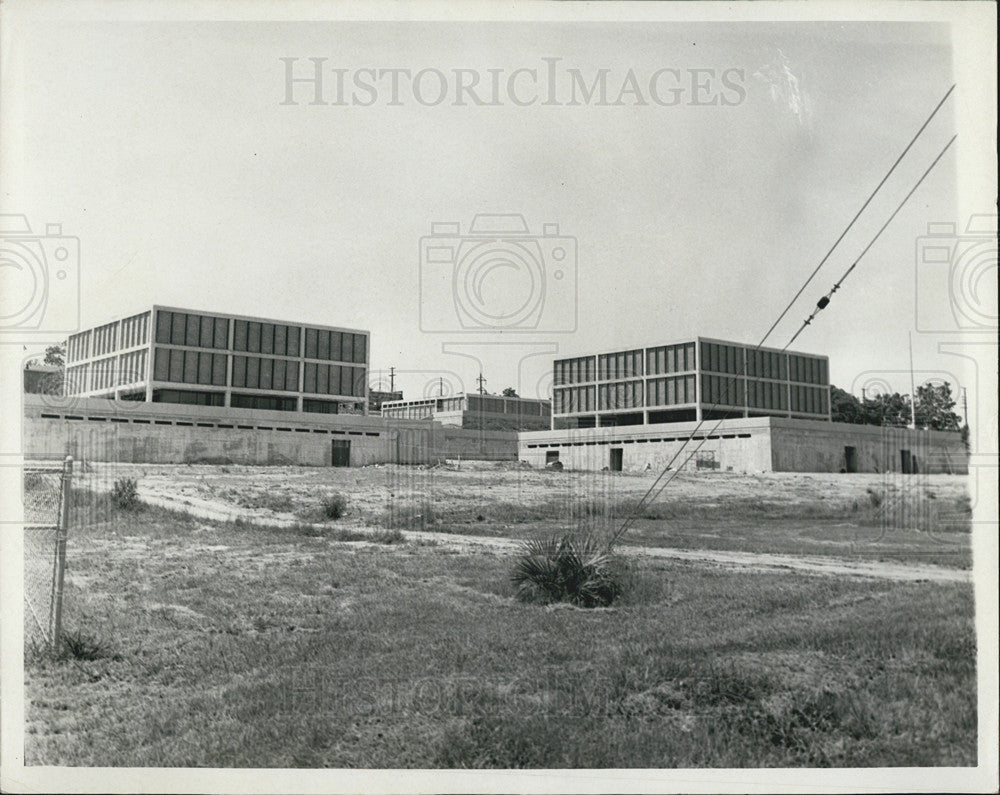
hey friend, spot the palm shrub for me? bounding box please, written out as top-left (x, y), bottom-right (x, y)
top-left (110, 477), bottom-right (140, 511)
top-left (511, 533), bottom-right (622, 607)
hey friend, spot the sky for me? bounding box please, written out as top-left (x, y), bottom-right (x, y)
top-left (2, 13), bottom-right (994, 416)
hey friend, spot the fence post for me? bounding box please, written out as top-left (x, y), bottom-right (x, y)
top-left (50, 455), bottom-right (73, 652)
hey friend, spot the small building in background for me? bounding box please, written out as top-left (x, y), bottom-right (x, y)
top-left (368, 389), bottom-right (403, 414)
top-left (381, 392), bottom-right (551, 431)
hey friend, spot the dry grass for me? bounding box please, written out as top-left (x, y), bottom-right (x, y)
top-left (24, 484), bottom-right (977, 768)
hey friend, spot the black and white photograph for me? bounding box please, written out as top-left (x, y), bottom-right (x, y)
top-left (0, 1), bottom-right (996, 792)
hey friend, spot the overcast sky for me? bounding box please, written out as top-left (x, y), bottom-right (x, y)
top-left (3, 13), bottom-right (992, 406)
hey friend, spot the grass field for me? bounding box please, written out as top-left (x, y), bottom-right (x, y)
top-left (24, 464), bottom-right (977, 767)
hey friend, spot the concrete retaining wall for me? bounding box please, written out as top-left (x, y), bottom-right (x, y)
top-left (441, 427), bottom-right (518, 460)
top-left (22, 395), bottom-right (516, 466)
top-left (518, 419), bottom-right (774, 474)
top-left (518, 417), bottom-right (968, 474)
top-left (768, 418), bottom-right (967, 474)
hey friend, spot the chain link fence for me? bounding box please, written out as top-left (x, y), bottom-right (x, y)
top-left (23, 458), bottom-right (72, 653)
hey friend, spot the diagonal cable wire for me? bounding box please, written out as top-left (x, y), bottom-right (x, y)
top-left (604, 87), bottom-right (956, 542)
top-left (609, 133), bottom-right (957, 547)
top-left (758, 84), bottom-right (955, 346)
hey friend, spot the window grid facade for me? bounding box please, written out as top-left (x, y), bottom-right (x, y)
top-left (553, 356), bottom-right (596, 386)
top-left (120, 312), bottom-right (150, 350)
top-left (553, 337), bottom-right (830, 426)
top-left (63, 306), bottom-right (370, 415)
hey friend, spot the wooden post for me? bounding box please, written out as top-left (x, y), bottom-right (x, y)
top-left (50, 455), bottom-right (73, 652)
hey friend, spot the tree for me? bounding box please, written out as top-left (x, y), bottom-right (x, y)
top-left (44, 343), bottom-right (66, 368)
top-left (861, 392), bottom-right (911, 427)
top-left (501, 387), bottom-right (519, 398)
top-left (830, 386), bottom-right (864, 423)
top-left (913, 381), bottom-right (962, 431)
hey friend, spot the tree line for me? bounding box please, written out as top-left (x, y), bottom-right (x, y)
top-left (830, 381), bottom-right (963, 431)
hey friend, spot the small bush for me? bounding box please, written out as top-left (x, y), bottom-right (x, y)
top-left (512, 533), bottom-right (623, 608)
top-left (60, 629), bottom-right (109, 661)
top-left (110, 477), bottom-right (140, 511)
top-left (322, 493), bottom-right (348, 520)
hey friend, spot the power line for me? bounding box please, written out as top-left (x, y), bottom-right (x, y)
top-left (610, 100), bottom-right (956, 547)
top-left (758, 84), bottom-right (954, 346)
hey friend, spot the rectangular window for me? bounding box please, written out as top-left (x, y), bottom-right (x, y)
top-left (233, 320), bottom-right (248, 351)
top-left (184, 314), bottom-right (200, 347)
top-left (168, 348), bottom-right (184, 382)
top-left (231, 355), bottom-right (245, 388)
top-left (272, 358), bottom-right (286, 391)
top-left (273, 324), bottom-right (286, 357)
top-left (155, 311), bottom-right (172, 344)
top-left (197, 352), bottom-right (213, 384)
top-left (213, 353), bottom-right (227, 386)
top-left (354, 334), bottom-right (367, 364)
top-left (183, 350), bottom-right (199, 383)
top-left (304, 328), bottom-right (318, 359)
top-left (316, 330), bottom-right (328, 360)
top-left (168, 312), bottom-right (185, 345)
top-left (303, 362), bottom-right (317, 393)
top-left (154, 347), bottom-right (169, 380)
top-left (199, 316), bottom-right (214, 348)
top-left (341, 332), bottom-right (353, 363)
top-left (260, 323), bottom-right (273, 355)
top-left (286, 360), bottom-right (299, 391)
top-left (245, 357), bottom-right (259, 389)
top-left (214, 317), bottom-right (229, 349)
top-left (247, 322), bottom-right (261, 354)
top-left (286, 326), bottom-right (300, 357)
top-left (258, 357), bottom-right (273, 390)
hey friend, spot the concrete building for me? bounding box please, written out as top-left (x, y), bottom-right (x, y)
top-left (519, 416), bottom-right (967, 474)
top-left (552, 336), bottom-right (830, 429)
top-left (369, 389), bottom-right (403, 413)
top-left (528, 336), bottom-right (965, 474)
top-left (64, 305), bottom-right (369, 415)
top-left (380, 392), bottom-right (551, 431)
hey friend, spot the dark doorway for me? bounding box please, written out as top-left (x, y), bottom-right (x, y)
top-left (900, 449), bottom-right (912, 474)
top-left (844, 446), bottom-right (857, 473)
top-left (331, 439), bottom-right (351, 467)
top-left (610, 448), bottom-right (623, 472)
top-left (545, 450), bottom-right (560, 466)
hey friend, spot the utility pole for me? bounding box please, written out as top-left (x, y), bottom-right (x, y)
top-left (961, 386), bottom-right (968, 426)
top-left (908, 331), bottom-right (917, 430)
top-left (476, 372), bottom-right (487, 395)
top-left (439, 377), bottom-right (444, 397)
top-left (389, 366), bottom-right (395, 393)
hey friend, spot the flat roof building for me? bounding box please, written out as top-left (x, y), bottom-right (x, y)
top-left (64, 305), bottom-right (369, 415)
top-left (553, 336), bottom-right (831, 429)
top-left (381, 392), bottom-right (551, 431)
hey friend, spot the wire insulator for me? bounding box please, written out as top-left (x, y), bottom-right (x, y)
top-left (817, 296), bottom-right (831, 310)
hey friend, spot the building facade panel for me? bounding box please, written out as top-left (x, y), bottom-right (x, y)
top-left (63, 305), bottom-right (370, 415)
top-left (551, 337), bottom-right (831, 428)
